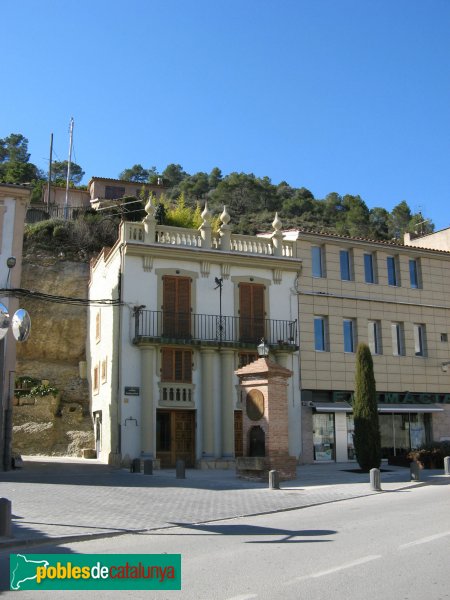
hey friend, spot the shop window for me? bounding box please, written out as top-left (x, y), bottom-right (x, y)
top-left (313, 413), bottom-right (335, 461)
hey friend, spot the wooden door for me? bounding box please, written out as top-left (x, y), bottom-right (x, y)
top-left (163, 276), bottom-right (191, 338)
top-left (239, 283), bottom-right (265, 342)
top-left (156, 410), bottom-right (195, 468)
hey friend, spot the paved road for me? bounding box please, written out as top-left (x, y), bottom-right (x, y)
top-left (0, 456), bottom-right (447, 548)
top-left (1, 477), bottom-right (449, 599)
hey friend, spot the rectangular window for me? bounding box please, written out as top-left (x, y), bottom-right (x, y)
top-left (161, 348), bottom-right (192, 383)
top-left (368, 320), bottom-right (382, 355)
top-left (364, 253), bottom-right (376, 284)
top-left (93, 365), bottom-right (99, 393)
top-left (101, 358), bottom-right (107, 383)
top-left (343, 319), bottom-right (356, 353)
top-left (340, 250), bottom-right (352, 281)
top-left (414, 324), bottom-right (426, 357)
top-left (104, 185), bottom-right (125, 200)
top-left (409, 259), bottom-right (421, 289)
top-left (387, 256), bottom-right (400, 286)
top-left (391, 322), bottom-right (405, 356)
top-left (311, 246), bottom-right (325, 278)
top-left (95, 311), bottom-right (101, 343)
top-left (314, 316), bottom-right (328, 351)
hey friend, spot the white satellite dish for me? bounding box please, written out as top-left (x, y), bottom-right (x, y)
top-left (12, 308), bottom-right (31, 342)
top-left (0, 302), bottom-right (10, 340)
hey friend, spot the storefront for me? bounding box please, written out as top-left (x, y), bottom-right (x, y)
top-left (311, 401), bottom-right (443, 462)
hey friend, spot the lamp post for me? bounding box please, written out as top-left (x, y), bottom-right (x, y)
top-left (214, 277), bottom-right (223, 345)
top-left (257, 338), bottom-right (270, 358)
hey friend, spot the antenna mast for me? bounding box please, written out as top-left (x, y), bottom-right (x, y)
top-left (47, 132), bottom-right (53, 208)
top-left (64, 117), bottom-right (74, 218)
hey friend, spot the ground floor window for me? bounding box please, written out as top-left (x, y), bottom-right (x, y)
top-left (380, 413), bottom-right (430, 458)
top-left (346, 414), bottom-right (355, 460)
top-left (313, 413), bottom-right (335, 461)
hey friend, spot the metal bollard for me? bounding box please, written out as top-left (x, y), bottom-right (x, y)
top-left (0, 498), bottom-right (12, 537)
top-left (176, 459), bottom-right (185, 479)
top-left (130, 458), bottom-right (141, 473)
top-left (269, 470), bottom-right (280, 490)
top-left (370, 468), bottom-right (381, 491)
top-left (444, 456), bottom-right (450, 476)
top-left (410, 461), bottom-right (421, 481)
top-left (143, 460), bottom-right (153, 475)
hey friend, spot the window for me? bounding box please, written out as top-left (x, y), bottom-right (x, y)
top-left (441, 333), bottom-right (448, 343)
top-left (93, 365), bottom-right (99, 393)
top-left (340, 250), bottom-right (352, 281)
top-left (163, 275), bottom-right (191, 338)
top-left (95, 311), bottom-right (101, 343)
top-left (343, 319), bottom-right (356, 353)
top-left (239, 282), bottom-right (265, 342)
top-left (311, 246), bottom-right (325, 278)
top-left (161, 348), bottom-right (192, 383)
top-left (238, 352), bottom-right (258, 368)
top-left (314, 316), bottom-right (328, 351)
top-left (409, 259), bottom-right (421, 289)
top-left (101, 358), bottom-right (107, 383)
top-left (391, 322), bottom-right (405, 356)
top-left (387, 256), bottom-right (400, 286)
top-left (364, 253), bottom-right (376, 284)
top-left (368, 320), bottom-right (382, 355)
top-left (414, 324), bottom-right (427, 357)
top-left (104, 185), bottom-right (125, 200)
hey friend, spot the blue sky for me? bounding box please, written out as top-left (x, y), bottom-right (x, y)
top-left (2, 0), bottom-right (449, 229)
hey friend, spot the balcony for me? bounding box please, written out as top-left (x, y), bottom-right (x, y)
top-left (133, 310), bottom-right (298, 350)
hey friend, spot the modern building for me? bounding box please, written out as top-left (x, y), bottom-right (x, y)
top-left (0, 183), bottom-right (30, 468)
top-left (88, 201), bottom-right (301, 467)
top-left (294, 229), bottom-right (450, 463)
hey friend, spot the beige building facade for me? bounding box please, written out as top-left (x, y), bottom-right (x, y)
top-left (295, 230), bottom-right (450, 463)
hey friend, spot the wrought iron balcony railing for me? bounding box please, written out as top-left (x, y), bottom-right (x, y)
top-left (133, 310), bottom-right (298, 348)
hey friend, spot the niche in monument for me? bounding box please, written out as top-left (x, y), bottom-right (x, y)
top-left (248, 425), bottom-right (265, 457)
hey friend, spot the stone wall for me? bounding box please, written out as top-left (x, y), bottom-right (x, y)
top-left (14, 251), bottom-right (93, 456)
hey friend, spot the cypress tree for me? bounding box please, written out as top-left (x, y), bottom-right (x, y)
top-left (353, 342), bottom-right (381, 471)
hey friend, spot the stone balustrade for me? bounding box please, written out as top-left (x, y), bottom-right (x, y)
top-left (159, 382), bottom-right (195, 407)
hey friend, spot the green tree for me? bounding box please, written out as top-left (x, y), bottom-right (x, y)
top-left (162, 163), bottom-right (188, 187)
top-left (369, 207), bottom-right (390, 240)
top-left (0, 133), bottom-right (30, 163)
top-left (118, 164), bottom-right (149, 182)
top-left (50, 160), bottom-right (85, 185)
top-left (353, 343), bottom-right (381, 471)
top-left (208, 167), bottom-right (222, 189)
top-left (389, 200), bottom-right (412, 239)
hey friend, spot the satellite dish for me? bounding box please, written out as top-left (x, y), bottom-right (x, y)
top-left (0, 302), bottom-right (10, 341)
top-left (12, 308), bottom-right (31, 342)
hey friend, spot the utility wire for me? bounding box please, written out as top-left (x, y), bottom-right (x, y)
top-left (0, 288), bottom-right (122, 307)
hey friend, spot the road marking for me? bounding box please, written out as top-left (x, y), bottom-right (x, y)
top-left (292, 555), bottom-right (382, 582)
top-left (399, 531), bottom-right (450, 549)
top-left (225, 595), bottom-right (258, 600)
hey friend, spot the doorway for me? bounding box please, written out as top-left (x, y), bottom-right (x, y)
top-left (156, 409), bottom-right (195, 468)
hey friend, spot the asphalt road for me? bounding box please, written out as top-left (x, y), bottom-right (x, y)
top-left (1, 478), bottom-right (449, 599)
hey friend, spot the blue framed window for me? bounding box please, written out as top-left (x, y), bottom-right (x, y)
top-left (409, 259), bottom-right (420, 289)
top-left (314, 316), bottom-right (327, 351)
top-left (364, 253), bottom-right (375, 284)
top-left (368, 320), bottom-right (382, 355)
top-left (387, 256), bottom-right (399, 286)
top-left (340, 250), bottom-right (352, 281)
top-left (343, 319), bottom-right (355, 353)
top-left (311, 246), bottom-right (324, 278)
top-left (391, 322), bottom-right (404, 356)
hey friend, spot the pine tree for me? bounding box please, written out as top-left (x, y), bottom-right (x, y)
top-left (353, 343), bottom-right (381, 471)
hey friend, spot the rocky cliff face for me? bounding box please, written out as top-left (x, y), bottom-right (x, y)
top-left (14, 251), bottom-right (94, 455)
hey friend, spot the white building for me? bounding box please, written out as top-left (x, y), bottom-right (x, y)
top-left (0, 183), bottom-right (30, 469)
top-left (88, 202), bottom-right (301, 467)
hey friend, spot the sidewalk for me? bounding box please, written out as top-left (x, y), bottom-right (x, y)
top-left (0, 456), bottom-right (448, 550)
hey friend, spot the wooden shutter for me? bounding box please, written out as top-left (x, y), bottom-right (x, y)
top-left (163, 276), bottom-right (191, 338)
top-left (161, 348), bottom-right (192, 382)
top-left (239, 283), bottom-right (265, 342)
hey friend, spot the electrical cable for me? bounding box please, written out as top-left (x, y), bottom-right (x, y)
top-left (0, 288), bottom-right (122, 307)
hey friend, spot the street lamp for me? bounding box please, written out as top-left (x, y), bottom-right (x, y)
top-left (257, 339), bottom-right (269, 358)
